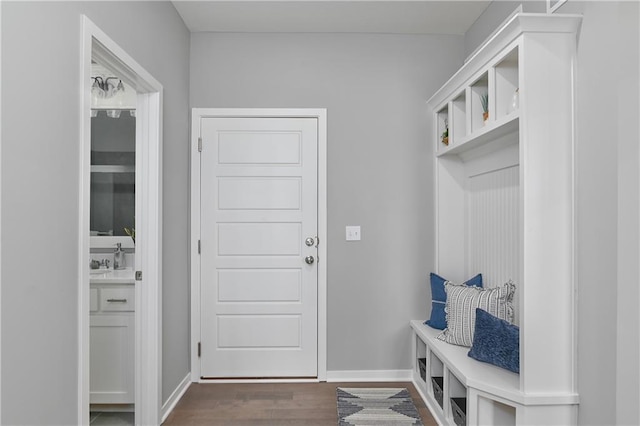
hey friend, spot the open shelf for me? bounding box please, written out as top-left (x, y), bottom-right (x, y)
top-left (478, 396), bottom-right (516, 426)
top-left (430, 350), bottom-right (445, 408)
top-left (437, 106), bottom-right (450, 152)
top-left (411, 321), bottom-right (522, 403)
top-left (469, 73), bottom-right (489, 133)
top-left (437, 112), bottom-right (519, 157)
top-left (495, 47), bottom-right (520, 121)
top-left (448, 372), bottom-right (467, 426)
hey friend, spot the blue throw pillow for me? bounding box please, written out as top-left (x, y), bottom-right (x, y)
top-left (468, 308), bottom-right (520, 373)
top-left (425, 272), bottom-right (482, 330)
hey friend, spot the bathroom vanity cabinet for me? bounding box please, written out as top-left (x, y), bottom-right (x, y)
top-left (90, 271), bottom-right (135, 404)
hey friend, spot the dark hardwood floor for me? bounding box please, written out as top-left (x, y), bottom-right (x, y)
top-left (162, 381), bottom-right (437, 425)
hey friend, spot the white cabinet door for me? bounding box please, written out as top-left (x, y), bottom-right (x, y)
top-left (90, 314), bottom-right (135, 404)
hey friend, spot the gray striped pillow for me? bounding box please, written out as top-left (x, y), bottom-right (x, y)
top-left (437, 280), bottom-right (515, 347)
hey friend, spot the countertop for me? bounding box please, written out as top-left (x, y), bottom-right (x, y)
top-left (90, 268), bottom-right (135, 284)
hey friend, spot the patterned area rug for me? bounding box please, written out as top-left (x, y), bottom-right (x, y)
top-left (337, 388), bottom-right (424, 426)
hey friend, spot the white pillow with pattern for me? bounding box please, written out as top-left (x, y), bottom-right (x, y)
top-left (437, 280), bottom-right (515, 347)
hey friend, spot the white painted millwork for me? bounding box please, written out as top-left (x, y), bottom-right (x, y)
top-left (413, 13), bottom-right (582, 425)
top-left (80, 16), bottom-right (163, 426)
top-left (199, 116), bottom-right (318, 378)
top-left (90, 282), bottom-right (135, 404)
top-left (160, 373), bottom-right (191, 424)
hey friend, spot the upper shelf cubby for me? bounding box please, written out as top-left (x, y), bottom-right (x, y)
top-left (440, 112), bottom-right (519, 157)
top-left (436, 106), bottom-right (449, 152)
top-left (495, 48), bottom-right (520, 121)
top-left (436, 63), bottom-right (519, 158)
top-left (428, 13), bottom-right (581, 158)
top-left (470, 72), bottom-right (490, 134)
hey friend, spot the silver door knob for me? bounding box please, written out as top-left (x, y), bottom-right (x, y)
top-left (305, 256), bottom-right (315, 265)
top-left (305, 237), bottom-right (315, 247)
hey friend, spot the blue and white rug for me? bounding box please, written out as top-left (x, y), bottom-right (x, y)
top-left (337, 388), bottom-right (424, 426)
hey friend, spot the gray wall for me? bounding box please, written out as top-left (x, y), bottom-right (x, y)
top-left (190, 33), bottom-right (464, 371)
top-left (463, 0), bottom-right (545, 58)
top-left (1, 2), bottom-right (190, 424)
top-left (465, 2), bottom-right (640, 424)
top-left (563, 3), bottom-right (640, 424)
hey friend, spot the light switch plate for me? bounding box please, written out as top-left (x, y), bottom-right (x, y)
top-left (346, 226), bottom-right (361, 241)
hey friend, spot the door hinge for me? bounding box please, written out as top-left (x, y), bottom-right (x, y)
top-left (198, 137), bottom-right (202, 152)
top-left (197, 342), bottom-right (201, 357)
top-left (135, 270), bottom-right (142, 281)
top-left (198, 239), bottom-right (201, 254)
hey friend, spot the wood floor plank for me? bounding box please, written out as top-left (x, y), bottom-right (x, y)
top-left (162, 382), bottom-right (437, 425)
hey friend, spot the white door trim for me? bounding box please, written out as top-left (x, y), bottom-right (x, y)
top-left (79, 16), bottom-right (163, 425)
top-left (190, 108), bottom-right (327, 382)
top-left (0, 1), bottom-right (3, 421)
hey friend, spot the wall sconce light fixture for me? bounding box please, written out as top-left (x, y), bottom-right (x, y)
top-left (91, 76), bottom-right (133, 118)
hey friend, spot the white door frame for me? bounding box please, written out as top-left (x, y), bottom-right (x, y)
top-left (0, 1), bottom-right (3, 420)
top-left (190, 108), bottom-right (327, 382)
top-left (79, 16), bottom-right (163, 425)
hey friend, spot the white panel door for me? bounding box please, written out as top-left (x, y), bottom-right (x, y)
top-left (200, 117), bottom-right (318, 378)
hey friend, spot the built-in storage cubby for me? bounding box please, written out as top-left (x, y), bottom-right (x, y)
top-left (435, 50), bottom-right (522, 158)
top-left (430, 352), bottom-right (445, 408)
top-left (448, 373), bottom-right (466, 426)
top-left (451, 397), bottom-right (466, 426)
top-left (495, 48), bottom-right (519, 120)
top-left (469, 72), bottom-right (489, 133)
top-left (437, 106), bottom-right (449, 150)
top-left (413, 13), bottom-right (582, 425)
top-left (448, 373), bottom-right (465, 401)
top-left (411, 321), bottom-right (519, 426)
top-left (477, 396), bottom-right (516, 425)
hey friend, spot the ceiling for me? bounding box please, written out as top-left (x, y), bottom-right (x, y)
top-left (172, 1), bottom-right (491, 35)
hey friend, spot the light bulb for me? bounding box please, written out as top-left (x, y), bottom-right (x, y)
top-left (114, 80), bottom-right (125, 108)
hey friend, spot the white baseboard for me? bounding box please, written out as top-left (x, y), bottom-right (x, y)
top-left (198, 378), bottom-right (319, 384)
top-left (326, 369), bottom-right (412, 382)
top-left (161, 372), bottom-right (191, 423)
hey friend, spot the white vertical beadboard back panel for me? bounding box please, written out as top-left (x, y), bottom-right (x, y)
top-left (466, 166), bottom-right (520, 312)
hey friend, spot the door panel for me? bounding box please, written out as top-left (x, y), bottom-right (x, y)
top-left (218, 178), bottom-right (301, 210)
top-left (200, 117), bottom-right (318, 378)
top-left (217, 131), bottom-right (301, 164)
top-left (217, 269), bottom-right (302, 302)
top-left (217, 222), bottom-right (301, 256)
top-left (217, 315), bottom-right (301, 348)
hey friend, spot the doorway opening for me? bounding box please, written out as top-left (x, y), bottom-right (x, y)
top-left (79, 16), bottom-right (163, 425)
